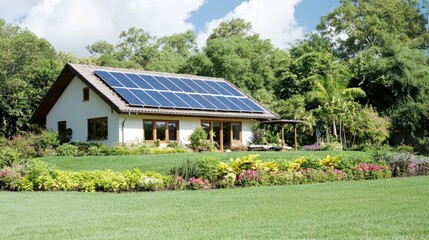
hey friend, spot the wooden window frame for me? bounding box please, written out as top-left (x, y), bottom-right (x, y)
top-left (83, 87), bottom-right (89, 101)
top-left (87, 117), bottom-right (108, 140)
top-left (201, 120), bottom-right (242, 151)
top-left (143, 119), bottom-right (179, 142)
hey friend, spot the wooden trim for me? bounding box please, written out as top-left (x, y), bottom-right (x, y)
top-left (87, 116), bottom-right (108, 141)
top-left (143, 119), bottom-right (179, 142)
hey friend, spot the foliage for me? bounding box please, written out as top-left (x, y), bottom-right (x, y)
top-left (56, 143), bottom-right (81, 156)
top-left (169, 159), bottom-right (200, 181)
top-left (187, 177), bottom-right (211, 190)
top-left (415, 137), bottom-right (429, 156)
top-left (388, 153), bottom-right (429, 177)
top-left (188, 127), bottom-right (208, 150)
top-left (0, 20), bottom-right (62, 137)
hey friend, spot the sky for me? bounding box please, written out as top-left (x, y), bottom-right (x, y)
top-left (0, 0), bottom-right (340, 56)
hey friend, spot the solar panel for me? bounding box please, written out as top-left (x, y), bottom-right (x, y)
top-left (194, 80), bottom-right (219, 94)
top-left (175, 93), bottom-right (204, 109)
top-left (205, 81), bottom-right (231, 95)
top-left (94, 70), bottom-right (123, 87)
top-left (181, 78), bottom-right (208, 94)
top-left (227, 97), bottom-right (252, 111)
top-left (189, 94), bottom-right (216, 110)
top-left (110, 72), bottom-right (139, 88)
top-left (94, 69), bottom-right (265, 113)
top-left (114, 88), bottom-right (143, 106)
top-left (203, 95), bottom-right (229, 110)
top-left (140, 75), bottom-right (168, 90)
top-left (125, 73), bottom-right (153, 89)
top-left (129, 89), bottom-right (160, 107)
top-left (155, 76), bottom-right (182, 92)
top-left (217, 82), bottom-right (243, 96)
top-left (238, 98), bottom-right (264, 112)
top-left (145, 90), bottom-right (175, 107)
top-left (168, 77), bottom-right (195, 92)
top-left (159, 92), bottom-right (190, 108)
top-left (215, 96), bottom-right (240, 111)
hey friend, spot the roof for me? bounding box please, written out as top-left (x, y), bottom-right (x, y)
top-left (32, 63), bottom-right (279, 124)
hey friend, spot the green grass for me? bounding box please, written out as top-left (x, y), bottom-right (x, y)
top-left (38, 151), bottom-right (368, 173)
top-left (1, 176), bottom-right (428, 239)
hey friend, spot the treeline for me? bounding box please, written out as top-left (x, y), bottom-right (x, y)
top-left (0, 0), bottom-right (428, 148)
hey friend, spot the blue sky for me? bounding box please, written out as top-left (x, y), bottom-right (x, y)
top-left (0, 0), bottom-right (342, 56)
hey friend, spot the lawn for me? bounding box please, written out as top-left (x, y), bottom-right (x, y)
top-left (38, 151), bottom-right (369, 173)
top-left (1, 176), bottom-right (428, 239)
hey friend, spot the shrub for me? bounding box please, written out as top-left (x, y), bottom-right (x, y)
top-left (195, 157), bottom-right (221, 183)
top-left (187, 177), bottom-right (211, 190)
top-left (320, 141), bottom-right (342, 151)
top-left (27, 159), bottom-right (55, 191)
top-left (237, 170), bottom-right (262, 187)
top-left (0, 163), bottom-right (29, 190)
top-left (33, 130), bottom-right (60, 153)
top-left (319, 155), bottom-right (339, 169)
top-left (169, 160), bottom-right (200, 181)
top-left (351, 163), bottom-right (390, 180)
top-left (189, 127), bottom-right (208, 150)
top-left (56, 143), bottom-right (80, 156)
top-left (388, 153), bottom-right (429, 177)
top-left (415, 137), bottom-right (429, 156)
top-left (170, 176), bottom-right (187, 190)
top-left (302, 144), bottom-right (320, 151)
top-left (0, 147), bottom-right (23, 167)
top-left (218, 172), bottom-right (236, 188)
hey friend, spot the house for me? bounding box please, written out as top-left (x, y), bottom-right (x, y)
top-left (31, 64), bottom-right (278, 151)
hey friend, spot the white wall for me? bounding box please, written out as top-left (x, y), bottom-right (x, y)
top-left (242, 119), bottom-right (256, 145)
top-left (46, 77), bottom-right (119, 145)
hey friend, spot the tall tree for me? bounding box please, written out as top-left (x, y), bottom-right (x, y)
top-left (317, 0), bottom-right (429, 58)
top-left (0, 19), bottom-right (62, 136)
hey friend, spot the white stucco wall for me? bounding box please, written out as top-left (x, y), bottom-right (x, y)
top-left (46, 77), bottom-right (119, 145)
top-left (242, 119), bottom-right (256, 145)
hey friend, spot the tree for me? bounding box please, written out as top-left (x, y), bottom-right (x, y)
top-left (317, 0), bottom-right (429, 58)
top-left (185, 18), bottom-right (286, 96)
top-left (350, 40), bottom-right (429, 112)
top-left (208, 18), bottom-right (253, 40)
top-left (0, 19), bottom-right (62, 137)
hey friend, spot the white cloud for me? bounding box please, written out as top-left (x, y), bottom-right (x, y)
top-left (0, 0), bottom-right (39, 22)
top-left (3, 0), bottom-right (205, 56)
top-left (196, 0), bottom-right (304, 49)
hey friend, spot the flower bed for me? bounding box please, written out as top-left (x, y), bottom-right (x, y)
top-left (0, 153), bottom-right (398, 192)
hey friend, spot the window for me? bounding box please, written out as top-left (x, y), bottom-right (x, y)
top-left (144, 121), bottom-right (153, 141)
top-left (88, 117), bottom-right (108, 140)
top-left (83, 87), bottom-right (89, 101)
top-left (201, 122), bottom-right (211, 140)
top-left (143, 120), bottom-right (179, 141)
top-left (156, 121), bottom-right (166, 141)
top-left (232, 123), bottom-right (241, 141)
top-left (168, 122), bottom-right (178, 141)
top-left (58, 121), bottom-right (67, 137)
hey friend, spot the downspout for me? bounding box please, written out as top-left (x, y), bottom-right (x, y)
top-left (121, 112), bottom-right (131, 143)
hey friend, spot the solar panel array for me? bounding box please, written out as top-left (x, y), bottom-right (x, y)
top-left (94, 70), bottom-right (264, 113)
